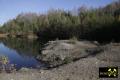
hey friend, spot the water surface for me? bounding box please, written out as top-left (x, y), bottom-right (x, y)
top-left (0, 38), bottom-right (45, 70)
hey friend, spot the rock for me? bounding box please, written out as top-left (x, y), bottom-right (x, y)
top-left (20, 68), bottom-right (30, 72)
top-left (39, 70), bottom-right (44, 74)
top-left (93, 41), bottom-right (99, 45)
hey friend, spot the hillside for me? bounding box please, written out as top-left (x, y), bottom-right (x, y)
top-left (0, 0), bottom-right (120, 43)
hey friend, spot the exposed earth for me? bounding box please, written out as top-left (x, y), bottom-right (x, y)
top-left (0, 40), bottom-right (120, 80)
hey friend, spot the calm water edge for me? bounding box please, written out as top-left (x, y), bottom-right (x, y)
top-left (0, 38), bottom-right (45, 70)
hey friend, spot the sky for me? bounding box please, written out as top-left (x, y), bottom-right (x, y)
top-left (0, 0), bottom-right (117, 25)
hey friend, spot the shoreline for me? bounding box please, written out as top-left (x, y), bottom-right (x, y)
top-left (0, 40), bottom-right (120, 80)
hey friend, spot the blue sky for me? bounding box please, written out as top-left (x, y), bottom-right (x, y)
top-left (0, 0), bottom-right (116, 25)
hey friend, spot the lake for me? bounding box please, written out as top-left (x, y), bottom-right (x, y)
top-left (0, 38), bottom-right (46, 70)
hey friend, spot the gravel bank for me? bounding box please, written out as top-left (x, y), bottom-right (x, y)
top-left (0, 40), bottom-right (120, 80)
top-left (0, 57), bottom-right (119, 80)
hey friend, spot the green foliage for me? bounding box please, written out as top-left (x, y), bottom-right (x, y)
top-left (1, 0), bottom-right (120, 43)
top-left (0, 56), bottom-right (9, 64)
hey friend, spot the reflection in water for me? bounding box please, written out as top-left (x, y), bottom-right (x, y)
top-left (0, 38), bottom-right (45, 70)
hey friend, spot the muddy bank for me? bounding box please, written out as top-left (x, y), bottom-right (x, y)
top-left (0, 33), bottom-right (8, 38)
top-left (0, 33), bottom-right (38, 39)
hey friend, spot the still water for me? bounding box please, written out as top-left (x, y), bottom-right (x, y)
top-left (0, 38), bottom-right (45, 70)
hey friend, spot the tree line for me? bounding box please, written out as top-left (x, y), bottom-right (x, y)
top-left (0, 0), bottom-right (120, 43)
